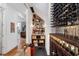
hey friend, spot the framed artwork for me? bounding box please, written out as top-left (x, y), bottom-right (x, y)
top-left (10, 22), bottom-right (15, 33)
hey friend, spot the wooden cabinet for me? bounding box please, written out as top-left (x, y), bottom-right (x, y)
top-left (32, 35), bottom-right (45, 47)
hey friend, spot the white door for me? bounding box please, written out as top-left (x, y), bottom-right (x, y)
top-left (0, 7), bottom-right (3, 55)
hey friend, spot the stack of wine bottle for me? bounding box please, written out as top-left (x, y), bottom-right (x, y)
top-left (51, 3), bottom-right (79, 27)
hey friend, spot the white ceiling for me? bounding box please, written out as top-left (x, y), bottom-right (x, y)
top-left (7, 3), bottom-right (27, 15)
top-left (33, 3), bottom-right (49, 15)
top-left (7, 3), bottom-right (49, 21)
top-left (32, 3), bottom-right (49, 21)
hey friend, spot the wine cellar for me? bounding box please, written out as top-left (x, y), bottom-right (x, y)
top-left (51, 3), bottom-right (79, 27)
top-left (50, 3), bottom-right (79, 56)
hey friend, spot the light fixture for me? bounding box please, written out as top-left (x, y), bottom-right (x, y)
top-left (66, 43), bottom-right (69, 47)
top-left (36, 19), bottom-right (39, 21)
top-left (71, 45), bottom-right (75, 51)
top-left (43, 24), bottom-right (46, 27)
top-left (31, 24), bottom-right (34, 27)
top-left (62, 41), bottom-right (65, 43)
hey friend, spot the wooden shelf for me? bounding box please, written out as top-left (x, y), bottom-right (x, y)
top-left (50, 38), bottom-right (72, 56)
top-left (51, 3), bottom-right (79, 27)
top-left (50, 33), bottom-right (79, 56)
top-left (32, 35), bottom-right (45, 47)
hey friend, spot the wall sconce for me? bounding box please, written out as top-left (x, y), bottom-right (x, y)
top-left (31, 24), bottom-right (34, 27)
top-left (43, 24), bottom-right (46, 27)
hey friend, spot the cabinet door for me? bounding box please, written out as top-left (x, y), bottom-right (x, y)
top-left (0, 7), bottom-right (3, 55)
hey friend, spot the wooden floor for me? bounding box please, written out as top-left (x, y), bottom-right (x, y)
top-left (3, 37), bottom-right (26, 56)
top-left (4, 47), bottom-right (17, 56)
top-left (2, 37), bottom-right (47, 56)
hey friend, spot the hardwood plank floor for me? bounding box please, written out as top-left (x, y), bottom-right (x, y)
top-left (3, 47), bottom-right (17, 56)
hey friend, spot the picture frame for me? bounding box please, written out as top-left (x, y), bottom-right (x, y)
top-left (10, 22), bottom-right (15, 33)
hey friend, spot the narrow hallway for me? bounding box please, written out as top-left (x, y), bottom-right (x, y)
top-left (0, 3), bottom-right (50, 56)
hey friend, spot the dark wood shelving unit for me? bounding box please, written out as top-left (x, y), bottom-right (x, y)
top-left (32, 35), bottom-right (45, 47)
top-left (51, 3), bottom-right (79, 27)
top-left (32, 14), bottom-right (45, 47)
top-left (50, 33), bottom-right (79, 56)
top-left (50, 38), bottom-right (72, 56)
top-left (50, 3), bottom-right (79, 56)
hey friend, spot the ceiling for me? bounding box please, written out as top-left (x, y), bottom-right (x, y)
top-left (7, 3), bottom-right (49, 21)
top-left (31, 3), bottom-right (49, 21)
top-left (7, 3), bottom-right (27, 15)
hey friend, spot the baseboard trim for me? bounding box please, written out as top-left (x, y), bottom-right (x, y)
top-left (3, 46), bottom-right (18, 56)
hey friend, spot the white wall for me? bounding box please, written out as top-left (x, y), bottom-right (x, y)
top-left (2, 4), bottom-right (25, 54)
top-left (55, 25), bottom-right (79, 38)
top-left (50, 27), bottom-right (56, 33)
top-left (55, 27), bottom-right (65, 34)
top-left (45, 4), bottom-right (51, 55)
top-left (26, 8), bottom-right (33, 44)
top-left (0, 3), bottom-right (4, 54)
